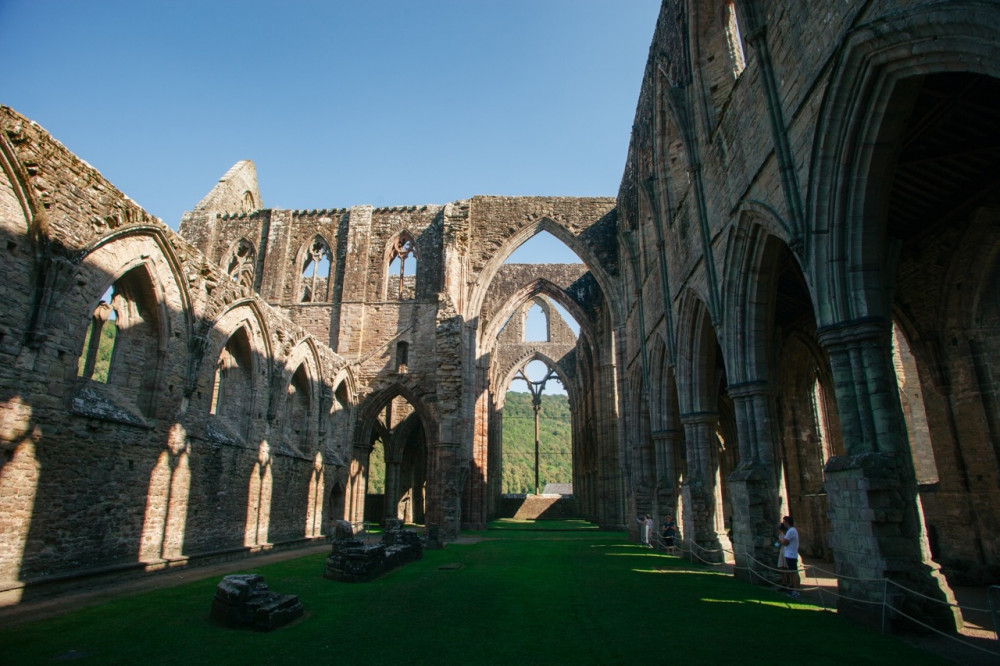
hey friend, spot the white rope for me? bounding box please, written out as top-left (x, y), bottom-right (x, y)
top-left (686, 541), bottom-right (999, 630)
top-left (884, 597), bottom-right (1000, 657)
top-left (885, 577), bottom-right (992, 614)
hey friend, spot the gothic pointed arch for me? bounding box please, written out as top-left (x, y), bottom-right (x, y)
top-left (223, 237), bottom-right (257, 291)
top-left (201, 300), bottom-right (272, 443)
top-left (296, 234), bottom-right (333, 303)
top-left (69, 229), bottom-right (193, 423)
top-left (383, 229), bottom-right (418, 300)
top-left (273, 338), bottom-right (324, 456)
top-left (675, 290), bottom-right (723, 415)
top-left (722, 212), bottom-right (812, 386)
top-left (355, 382), bottom-right (436, 456)
top-left (807, 4), bottom-right (1000, 326)
top-left (494, 350), bottom-right (577, 411)
top-left (468, 216), bottom-right (622, 328)
top-left (481, 277), bottom-right (595, 355)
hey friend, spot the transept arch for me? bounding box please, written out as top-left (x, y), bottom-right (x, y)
top-left (467, 217), bottom-right (622, 329)
top-left (480, 277), bottom-right (596, 356)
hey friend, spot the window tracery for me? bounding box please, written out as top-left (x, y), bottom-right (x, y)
top-left (225, 239), bottom-right (256, 290)
top-left (300, 237), bottom-right (332, 303)
top-left (386, 231), bottom-right (417, 300)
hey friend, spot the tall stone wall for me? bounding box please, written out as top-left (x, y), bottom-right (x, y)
top-left (616, 0), bottom-right (1000, 627)
top-left (0, 107), bottom-right (355, 592)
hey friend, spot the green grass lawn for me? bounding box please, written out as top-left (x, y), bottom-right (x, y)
top-left (0, 521), bottom-right (944, 665)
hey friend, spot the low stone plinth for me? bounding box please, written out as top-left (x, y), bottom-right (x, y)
top-left (324, 521), bottom-right (423, 582)
top-left (210, 574), bottom-right (304, 631)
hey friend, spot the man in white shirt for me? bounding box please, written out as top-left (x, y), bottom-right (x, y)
top-left (779, 515), bottom-right (800, 597)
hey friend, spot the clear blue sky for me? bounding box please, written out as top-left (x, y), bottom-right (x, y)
top-left (1, 1), bottom-right (660, 232)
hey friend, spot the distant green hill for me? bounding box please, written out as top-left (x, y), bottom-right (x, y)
top-left (367, 391), bottom-right (573, 496)
top-left (501, 391), bottom-right (572, 493)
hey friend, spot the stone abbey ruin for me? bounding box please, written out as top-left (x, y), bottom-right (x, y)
top-left (1, 0), bottom-right (999, 628)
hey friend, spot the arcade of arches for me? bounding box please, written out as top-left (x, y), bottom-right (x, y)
top-left (0, 0), bottom-right (998, 629)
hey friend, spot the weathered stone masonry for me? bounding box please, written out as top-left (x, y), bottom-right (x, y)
top-left (617, 0), bottom-right (1000, 628)
top-left (1, 1), bottom-right (997, 633)
top-left (0, 111), bottom-right (356, 590)
top-left (0, 103), bottom-right (627, 596)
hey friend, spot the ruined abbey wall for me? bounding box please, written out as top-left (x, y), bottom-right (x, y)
top-left (617, 0), bottom-right (1000, 626)
top-left (0, 109), bottom-right (355, 592)
top-left (5, 2), bottom-right (993, 630)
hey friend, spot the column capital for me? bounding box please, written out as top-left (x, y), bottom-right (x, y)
top-left (816, 316), bottom-right (891, 349)
top-left (680, 411), bottom-right (718, 427)
top-left (725, 380), bottom-right (773, 400)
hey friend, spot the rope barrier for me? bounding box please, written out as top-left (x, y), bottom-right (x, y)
top-left (885, 578), bottom-right (992, 614)
top-left (651, 534), bottom-right (997, 638)
top-left (884, 597), bottom-right (1000, 658)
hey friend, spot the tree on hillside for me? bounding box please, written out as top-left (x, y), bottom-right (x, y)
top-left (501, 391), bottom-right (572, 493)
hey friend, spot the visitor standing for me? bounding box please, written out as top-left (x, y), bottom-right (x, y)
top-left (779, 516), bottom-right (800, 597)
top-left (637, 514), bottom-right (653, 547)
top-left (661, 515), bottom-right (677, 554)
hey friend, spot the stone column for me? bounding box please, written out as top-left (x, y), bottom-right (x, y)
top-left (680, 412), bottom-right (723, 562)
top-left (726, 381), bottom-right (782, 582)
top-left (818, 318), bottom-right (958, 631)
top-left (383, 450), bottom-right (402, 523)
top-left (601, 356), bottom-right (626, 529)
top-left (652, 428), bottom-right (682, 521)
top-left (347, 450), bottom-right (367, 526)
top-left (425, 441), bottom-right (463, 540)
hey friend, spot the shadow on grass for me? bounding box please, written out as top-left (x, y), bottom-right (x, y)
top-left (0, 529), bottom-right (947, 666)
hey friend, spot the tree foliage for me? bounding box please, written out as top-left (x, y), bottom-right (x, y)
top-left (369, 439), bottom-right (386, 494)
top-left (77, 319), bottom-right (117, 383)
top-left (501, 391), bottom-right (572, 493)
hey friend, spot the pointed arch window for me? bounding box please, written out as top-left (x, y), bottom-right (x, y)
top-left (284, 364), bottom-right (312, 454)
top-left (386, 231), bottom-right (417, 300)
top-left (225, 238), bottom-right (257, 290)
top-left (77, 266), bottom-right (162, 417)
top-left (242, 190), bottom-right (256, 214)
top-left (524, 302), bottom-right (549, 342)
top-left (300, 236), bottom-right (332, 303)
top-left (78, 286), bottom-right (117, 383)
top-left (210, 326), bottom-right (254, 437)
top-left (725, 1), bottom-right (746, 77)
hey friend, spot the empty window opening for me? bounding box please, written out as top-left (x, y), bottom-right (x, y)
top-left (396, 341), bottom-right (409, 372)
top-left (387, 232), bottom-right (417, 300)
top-left (725, 1), bottom-right (746, 77)
top-left (368, 438), bottom-right (386, 494)
top-left (504, 230), bottom-right (582, 265)
top-left (301, 238), bottom-right (332, 303)
top-left (503, 360), bottom-right (570, 494)
top-left (285, 365), bottom-right (311, 454)
top-left (210, 327), bottom-right (253, 425)
top-left (78, 286), bottom-right (117, 383)
top-left (524, 303), bottom-right (549, 342)
top-left (226, 239), bottom-right (256, 289)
